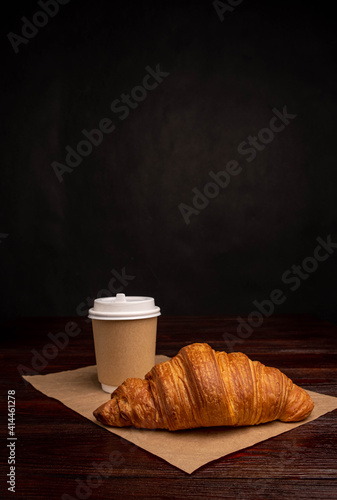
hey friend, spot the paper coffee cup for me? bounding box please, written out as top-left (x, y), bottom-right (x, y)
top-left (88, 294), bottom-right (161, 393)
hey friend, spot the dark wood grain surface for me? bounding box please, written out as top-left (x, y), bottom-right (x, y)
top-left (1, 315), bottom-right (337, 500)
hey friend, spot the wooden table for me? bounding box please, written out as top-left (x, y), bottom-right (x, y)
top-left (1, 315), bottom-right (337, 499)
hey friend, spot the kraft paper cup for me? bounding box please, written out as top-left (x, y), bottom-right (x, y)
top-left (88, 294), bottom-right (161, 393)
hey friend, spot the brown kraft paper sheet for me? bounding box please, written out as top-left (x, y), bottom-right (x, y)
top-left (23, 357), bottom-right (337, 474)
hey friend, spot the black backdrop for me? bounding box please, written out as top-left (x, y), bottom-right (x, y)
top-left (1, 0), bottom-right (337, 322)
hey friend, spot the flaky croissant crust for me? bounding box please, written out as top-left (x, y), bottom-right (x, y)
top-left (94, 343), bottom-right (314, 431)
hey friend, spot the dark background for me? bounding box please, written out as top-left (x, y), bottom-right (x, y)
top-left (1, 0), bottom-right (336, 322)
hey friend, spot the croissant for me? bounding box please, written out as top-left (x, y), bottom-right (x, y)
top-left (93, 343), bottom-right (314, 431)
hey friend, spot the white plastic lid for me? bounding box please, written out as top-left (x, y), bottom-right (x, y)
top-left (88, 293), bottom-right (161, 320)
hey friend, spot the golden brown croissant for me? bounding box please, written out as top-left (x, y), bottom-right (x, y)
top-left (93, 343), bottom-right (314, 430)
